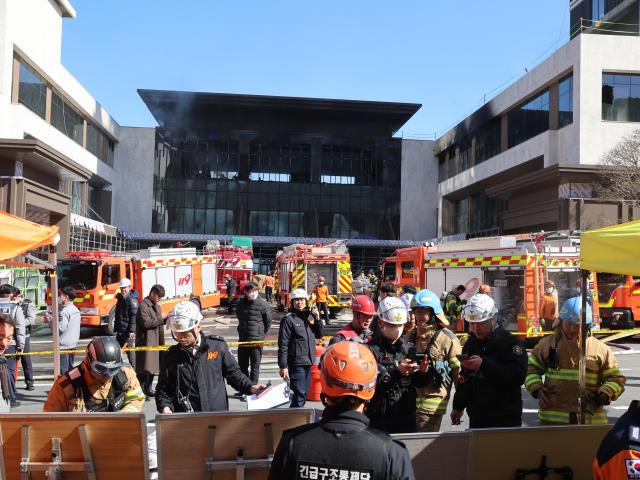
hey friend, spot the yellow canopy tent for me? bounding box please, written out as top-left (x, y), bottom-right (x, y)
top-left (0, 211), bottom-right (59, 261)
top-left (580, 219), bottom-right (640, 276)
top-left (0, 210), bottom-right (62, 376)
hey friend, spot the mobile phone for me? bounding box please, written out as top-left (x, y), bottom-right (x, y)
top-left (456, 354), bottom-right (470, 361)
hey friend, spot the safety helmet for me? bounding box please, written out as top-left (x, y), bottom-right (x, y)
top-left (290, 289), bottom-right (309, 300)
top-left (411, 289), bottom-right (449, 326)
top-left (86, 336), bottom-right (123, 378)
top-left (352, 295), bottom-right (376, 316)
top-left (400, 293), bottom-right (414, 312)
top-left (377, 296), bottom-right (407, 325)
top-left (321, 341), bottom-right (377, 401)
top-left (558, 296), bottom-right (593, 325)
top-left (169, 301), bottom-right (203, 334)
top-left (463, 293), bottom-right (498, 323)
top-left (119, 278), bottom-right (131, 289)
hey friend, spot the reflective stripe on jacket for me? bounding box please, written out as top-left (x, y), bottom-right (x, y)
top-left (526, 330), bottom-right (625, 424)
top-left (414, 326), bottom-right (462, 415)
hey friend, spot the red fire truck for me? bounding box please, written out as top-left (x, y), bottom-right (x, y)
top-left (215, 245), bottom-right (254, 301)
top-left (50, 248), bottom-right (221, 334)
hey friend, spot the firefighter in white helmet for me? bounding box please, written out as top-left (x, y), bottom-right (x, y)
top-left (366, 296), bottom-right (430, 433)
top-left (451, 293), bottom-right (528, 428)
top-left (156, 301), bottom-right (267, 413)
top-left (277, 288), bottom-right (323, 407)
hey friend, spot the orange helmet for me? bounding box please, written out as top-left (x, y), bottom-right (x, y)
top-left (351, 295), bottom-right (376, 316)
top-left (321, 341), bottom-right (377, 401)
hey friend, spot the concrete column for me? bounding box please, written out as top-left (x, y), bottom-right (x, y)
top-left (500, 114), bottom-right (509, 152)
top-left (549, 82), bottom-right (559, 130)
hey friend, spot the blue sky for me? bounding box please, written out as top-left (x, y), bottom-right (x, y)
top-left (63, 0), bottom-right (569, 137)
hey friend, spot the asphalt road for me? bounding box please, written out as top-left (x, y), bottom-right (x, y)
top-left (11, 306), bottom-right (640, 432)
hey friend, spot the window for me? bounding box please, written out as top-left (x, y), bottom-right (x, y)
top-left (447, 149), bottom-right (457, 178)
top-left (249, 172), bottom-right (290, 182)
top-left (86, 123), bottom-right (115, 167)
top-left (17, 61), bottom-right (46, 118)
top-left (592, 0), bottom-right (605, 20)
top-left (602, 73), bottom-right (640, 122)
top-left (454, 198), bottom-right (469, 234)
top-left (101, 264), bottom-right (121, 286)
top-left (401, 261), bottom-right (414, 279)
top-left (321, 175), bottom-right (355, 184)
top-left (51, 91), bottom-right (84, 145)
top-left (71, 181), bottom-right (83, 215)
top-left (438, 153), bottom-right (447, 182)
top-left (508, 90), bottom-right (550, 147)
top-left (558, 74), bottom-right (574, 128)
top-left (474, 118), bottom-right (502, 163)
top-left (459, 144), bottom-right (471, 171)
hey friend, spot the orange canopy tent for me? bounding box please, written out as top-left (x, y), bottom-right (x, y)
top-left (0, 210), bottom-right (59, 261)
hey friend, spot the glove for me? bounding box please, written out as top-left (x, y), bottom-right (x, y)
top-left (584, 392), bottom-right (610, 416)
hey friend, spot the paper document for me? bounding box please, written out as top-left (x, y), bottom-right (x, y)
top-left (246, 382), bottom-right (290, 410)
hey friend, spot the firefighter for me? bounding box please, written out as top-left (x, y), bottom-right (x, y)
top-left (225, 274), bottom-right (237, 314)
top-left (313, 276), bottom-right (331, 326)
top-left (277, 288), bottom-right (323, 407)
top-left (366, 296), bottom-right (428, 434)
top-left (451, 293), bottom-right (528, 428)
top-left (114, 278), bottom-right (139, 369)
top-left (156, 301), bottom-right (266, 413)
top-left (401, 292), bottom-right (416, 342)
top-left (268, 341), bottom-right (416, 480)
top-left (443, 285), bottom-right (466, 326)
top-left (329, 294), bottom-right (375, 345)
top-left (539, 280), bottom-right (558, 331)
top-left (593, 401), bottom-right (640, 479)
top-left (525, 296), bottom-right (625, 425)
top-left (411, 289), bottom-right (462, 432)
top-left (43, 336), bottom-right (146, 412)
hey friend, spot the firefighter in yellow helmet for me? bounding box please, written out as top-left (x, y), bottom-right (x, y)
top-left (526, 297), bottom-right (625, 424)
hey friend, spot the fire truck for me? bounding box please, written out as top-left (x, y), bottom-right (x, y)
top-left (596, 273), bottom-right (640, 329)
top-left (51, 248), bottom-right (221, 334)
top-left (379, 246), bottom-right (437, 292)
top-left (216, 245), bottom-right (254, 301)
top-left (420, 236), bottom-right (597, 336)
top-left (275, 242), bottom-right (353, 313)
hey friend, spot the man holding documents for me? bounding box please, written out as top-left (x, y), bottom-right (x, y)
top-left (156, 301), bottom-right (267, 413)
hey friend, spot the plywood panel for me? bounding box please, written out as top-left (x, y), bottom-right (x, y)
top-left (0, 413), bottom-right (148, 480)
top-left (467, 425), bottom-right (610, 480)
top-left (157, 409), bottom-right (314, 480)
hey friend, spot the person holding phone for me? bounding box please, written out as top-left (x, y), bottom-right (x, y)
top-left (366, 297), bottom-right (429, 434)
top-left (277, 289), bottom-right (324, 407)
top-left (411, 289), bottom-right (462, 432)
top-left (451, 293), bottom-right (527, 429)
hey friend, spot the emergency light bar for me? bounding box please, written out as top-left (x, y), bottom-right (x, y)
top-left (65, 251), bottom-right (111, 258)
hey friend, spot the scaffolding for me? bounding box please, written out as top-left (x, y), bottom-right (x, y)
top-left (69, 214), bottom-right (138, 254)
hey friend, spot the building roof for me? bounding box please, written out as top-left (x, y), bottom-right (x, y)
top-left (138, 89), bottom-right (421, 137)
top-left (55, 0), bottom-right (76, 18)
top-left (121, 232), bottom-right (420, 248)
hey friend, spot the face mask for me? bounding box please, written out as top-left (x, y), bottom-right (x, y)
top-left (58, 296), bottom-right (65, 304)
top-left (319, 282), bottom-right (324, 285)
top-left (248, 291), bottom-right (258, 301)
top-left (546, 288), bottom-right (554, 294)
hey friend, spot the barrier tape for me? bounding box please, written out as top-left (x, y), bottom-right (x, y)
top-left (6, 328), bottom-right (640, 357)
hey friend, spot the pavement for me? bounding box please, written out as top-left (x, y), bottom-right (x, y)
top-left (11, 306), bottom-right (640, 431)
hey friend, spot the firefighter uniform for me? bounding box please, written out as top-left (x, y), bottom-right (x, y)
top-left (413, 325), bottom-right (462, 432)
top-left (452, 326), bottom-right (528, 428)
top-left (268, 409), bottom-right (415, 480)
top-left (593, 400), bottom-right (640, 480)
top-left (526, 330), bottom-right (625, 424)
top-left (43, 361), bottom-right (145, 412)
top-left (366, 331), bottom-right (427, 433)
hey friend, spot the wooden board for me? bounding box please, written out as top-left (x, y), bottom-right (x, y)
top-left (393, 431), bottom-right (470, 480)
top-left (0, 413), bottom-right (148, 480)
top-left (157, 409), bottom-right (315, 480)
top-left (467, 424), bottom-right (611, 480)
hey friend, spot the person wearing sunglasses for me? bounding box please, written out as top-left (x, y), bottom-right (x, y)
top-left (43, 336), bottom-right (146, 412)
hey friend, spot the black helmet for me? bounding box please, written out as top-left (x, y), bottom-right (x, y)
top-left (86, 336), bottom-right (122, 377)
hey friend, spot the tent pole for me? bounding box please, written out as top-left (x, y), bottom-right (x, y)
top-left (49, 245), bottom-right (60, 378)
top-left (579, 269), bottom-right (589, 424)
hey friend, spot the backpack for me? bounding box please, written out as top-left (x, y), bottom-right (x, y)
top-left (21, 299), bottom-right (36, 327)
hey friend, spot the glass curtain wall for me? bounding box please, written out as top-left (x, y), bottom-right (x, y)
top-left (153, 130), bottom-right (401, 239)
top-left (508, 90), bottom-right (550, 148)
